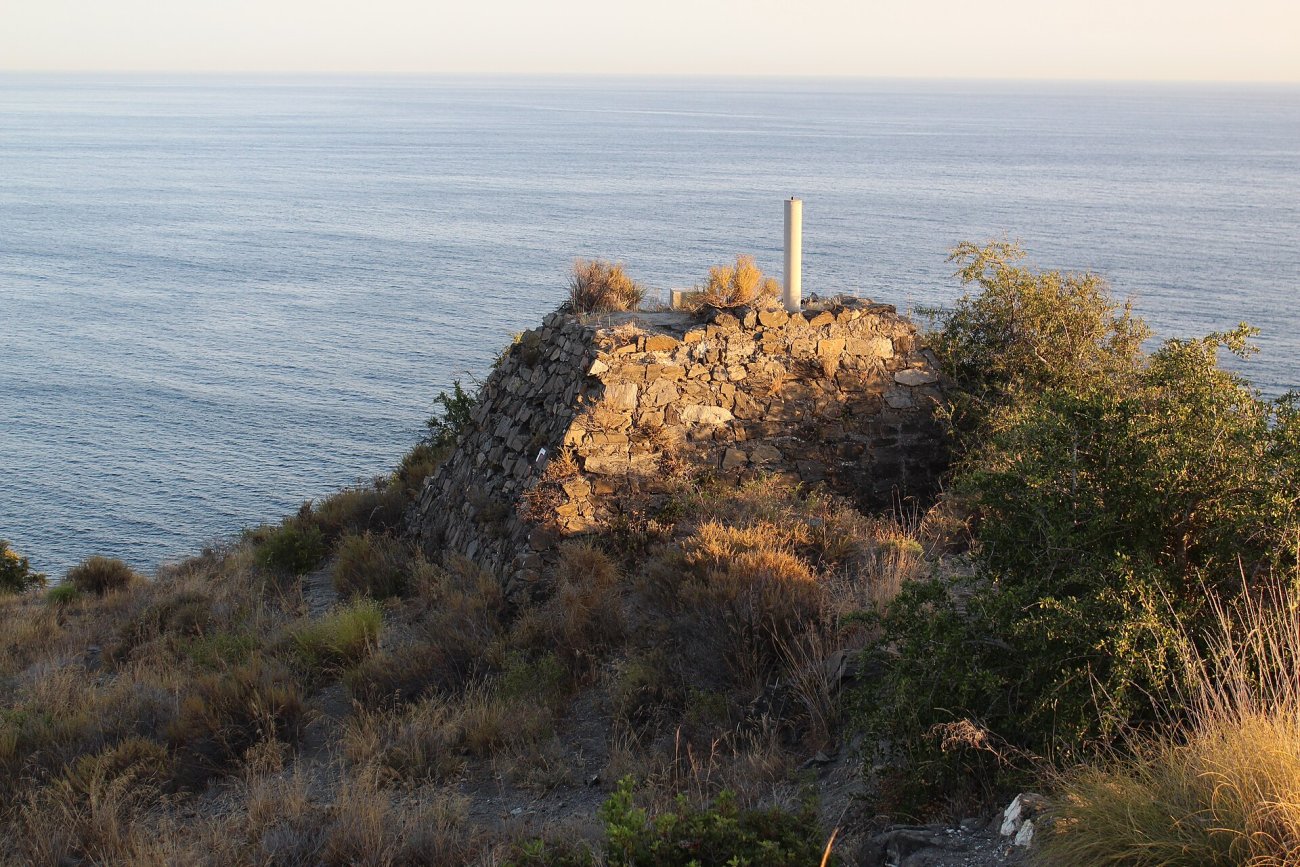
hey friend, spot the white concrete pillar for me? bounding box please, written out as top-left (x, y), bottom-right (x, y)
top-left (783, 197), bottom-right (802, 313)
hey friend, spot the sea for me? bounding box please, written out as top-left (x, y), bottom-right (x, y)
top-left (2, 76), bottom-right (1297, 576)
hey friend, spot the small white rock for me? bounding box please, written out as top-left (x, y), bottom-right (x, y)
top-left (1000, 794), bottom-right (1025, 837)
top-left (1014, 819), bottom-right (1035, 847)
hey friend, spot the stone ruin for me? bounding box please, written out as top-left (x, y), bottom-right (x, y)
top-left (411, 295), bottom-right (949, 597)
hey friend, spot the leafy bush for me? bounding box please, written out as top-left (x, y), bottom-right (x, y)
top-left (291, 598), bottom-right (383, 672)
top-left (45, 584), bottom-right (80, 606)
top-left (65, 556), bottom-right (139, 596)
top-left (696, 255), bottom-right (779, 309)
top-left (505, 837), bottom-right (597, 866)
top-left (861, 241), bottom-right (1300, 809)
top-left (923, 240), bottom-right (1149, 440)
top-left (333, 532), bottom-right (411, 599)
top-left (568, 259), bottom-right (644, 314)
top-left (508, 778), bottom-right (830, 866)
top-left (424, 378), bottom-right (477, 450)
top-left (0, 541), bottom-right (45, 594)
top-left (601, 777), bottom-right (830, 866)
top-left (252, 518), bottom-right (326, 576)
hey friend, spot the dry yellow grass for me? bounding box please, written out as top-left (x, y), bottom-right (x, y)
top-left (1037, 577), bottom-right (1300, 866)
top-left (568, 259), bottom-right (644, 313)
top-left (696, 255), bottom-right (780, 308)
top-left (1, 463), bottom-right (955, 863)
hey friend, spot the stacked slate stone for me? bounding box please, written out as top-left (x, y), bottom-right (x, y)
top-left (412, 297), bottom-right (949, 597)
top-left (411, 311), bottom-right (600, 591)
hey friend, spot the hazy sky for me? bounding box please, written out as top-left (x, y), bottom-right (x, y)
top-left (3, 0), bottom-right (1297, 81)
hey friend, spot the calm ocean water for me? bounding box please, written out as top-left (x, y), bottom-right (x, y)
top-left (2, 76), bottom-right (1298, 575)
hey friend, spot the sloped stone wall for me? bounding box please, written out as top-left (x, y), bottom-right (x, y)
top-left (412, 296), bottom-right (948, 596)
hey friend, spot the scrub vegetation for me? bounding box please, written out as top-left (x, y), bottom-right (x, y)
top-left (1, 243), bottom-right (1295, 864)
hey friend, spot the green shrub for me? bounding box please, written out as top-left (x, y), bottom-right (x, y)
top-left (0, 541), bottom-right (45, 594)
top-left (65, 556), bottom-right (139, 596)
top-left (332, 532), bottom-right (410, 599)
top-left (291, 599), bottom-right (382, 672)
top-left (252, 519), bottom-right (326, 576)
top-left (922, 239), bottom-right (1149, 441)
top-left (861, 241), bottom-right (1300, 810)
top-left (425, 379), bottom-right (477, 450)
top-left (45, 584), bottom-right (80, 606)
top-left (505, 838), bottom-right (597, 866)
top-left (600, 777), bottom-right (831, 866)
top-left (568, 259), bottom-right (644, 314)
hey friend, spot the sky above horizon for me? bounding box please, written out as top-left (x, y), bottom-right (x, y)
top-left (3, 0), bottom-right (1298, 82)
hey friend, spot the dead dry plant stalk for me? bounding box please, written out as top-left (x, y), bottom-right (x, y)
top-left (775, 623), bottom-right (841, 749)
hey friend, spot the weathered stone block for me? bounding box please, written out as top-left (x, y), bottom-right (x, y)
top-left (721, 447), bottom-right (748, 471)
top-left (894, 369), bottom-right (939, 386)
top-left (605, 381), bottom-right (639, 409)
top-left (817, 337), bottom-right (846, 358)
top-left (680, 404), bottom-right (734, 427)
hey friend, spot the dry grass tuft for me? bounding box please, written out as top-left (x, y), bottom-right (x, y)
top-left (1037, 577), bottom-right (1300, 866)
top-left (291, 598), bottom-right (383, 672)
top-left (346, 561), bottom-right (506, 706)
top-left (547, 542), bottom-right (625, 672)
top-left (569, 259), bottom-right (644, 314)
top-left (342, 697), bottom-right (468, 784)
top-left (311, 482), bottom-right (409, 541)
top-left (696, 255), bottom-right (780, 309)
top-left (333, 532), bottom-right (412, 599)
top-left (168, 660), bottom-right (306, 788)
top-left (65, 555), bottom-right (141, 596)
top-left (17, 759), bottom-right (166, 865)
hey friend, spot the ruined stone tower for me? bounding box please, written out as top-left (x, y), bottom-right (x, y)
top-left (412, 295), bottom-right (949, 596)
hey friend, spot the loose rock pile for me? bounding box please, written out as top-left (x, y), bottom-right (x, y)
top-left (412, 296), bottom-right (949, 596)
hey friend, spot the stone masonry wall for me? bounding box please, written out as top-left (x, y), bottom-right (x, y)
top-left (412, 296), bottom-right (949, 597)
